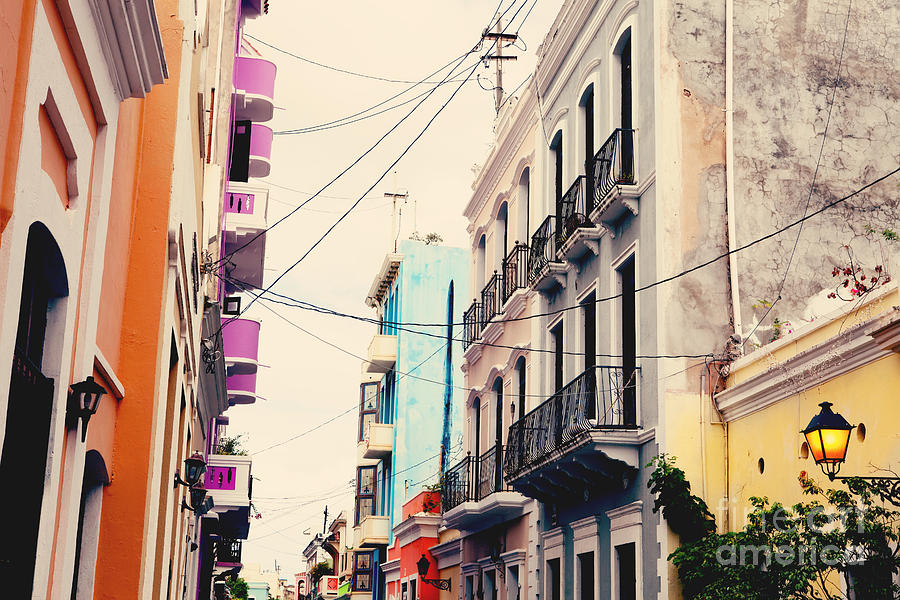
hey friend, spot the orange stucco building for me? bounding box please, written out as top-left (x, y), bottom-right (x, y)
top-left (0, 0), bottom-right (270, 597)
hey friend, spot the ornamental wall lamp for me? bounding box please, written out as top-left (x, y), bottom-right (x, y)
top-left (181, 485), bottom-right (214, 516)
top-left (174, 453), bottom-right (208, 488)
top-left (416, 553), bottom-right (451, 591)
top-left (67, 376), bottom-right (107, 442)
top-left (803, 402), bottom-right (900, 505)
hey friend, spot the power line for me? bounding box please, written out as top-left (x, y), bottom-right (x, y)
top-left (244, 34), bottom-right (469, 86)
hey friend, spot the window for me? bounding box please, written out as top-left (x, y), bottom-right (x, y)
top-left (466, 575), bottom-right (475, 600)
top-left (401, 581), bottom-right (408, 600)
top-left (614, 28), bottom-right (634, 177)
top-left (578, 552), bottom-right (595, 600)
top-left (359, 382), bottom-right (379, 442)
top-left (476, 234), bottom-right (487, 291)
top-left (497, 202), bottom-right (509, 270)
top-left (550, 131), bottom-right (564, 218)
top-left (582, 293), bottom-right (596, 371)
top-left (518, 168), bottom-right (530, 243)
top-left (515, 357), bottom-right (526, 419)
top-left (580, 85), bottom-right (595, 177)
top-left (484, 569), bottom-right (497, 600)
top-left (550, 321), bottom-right (564, 392)
top-left (615, 543), bottom-right (636, 600)
top-left (507, 565), bottom-right (521, 600)
top-left (353, 552), bottom-right (373, 591)
top-left (617, 258), bottom-right (636, 425)
top-left (546, 558), bottom-right (561, 600)
top-left (410, 578), bottom-right (417, 600)
top-left (473, 397), bottom-right (482, 459)
top-left (355, 467), bottom-right (376, 525)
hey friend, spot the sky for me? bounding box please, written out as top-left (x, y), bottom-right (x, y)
top-left (225, 0), bottom-right (564, 577)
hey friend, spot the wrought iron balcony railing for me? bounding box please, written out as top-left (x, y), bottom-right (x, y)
top-left (214, 538), bottom-right (242, 564)
top-left (462, 300), bottom-right (482, 350)
top-left (591, 128), bottom-right (635, 207)
top-left (442, 445), bottom-right (510, 513)
top-left (480, 271), bottom-right (504, 326)
top-left (527, 215), bottom-right (561, 284)
top-left (502, 243), bottom-right (529, 303)
top-left (557, 175), bottom-right (592, 245)
top-left (504, 365), bottom-right (639, 478)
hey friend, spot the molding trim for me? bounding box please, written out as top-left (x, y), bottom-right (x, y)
top-left (570, 515), bottom-right (601, 541)
top-left (541, 526), bottom-right (565, 550)
top-left (429, 537), bottom-right (462, 569)
top-left (461, 561), bottom-right (481, 576)
top-left (499, 548), bottom-right (526, 566)
top-left (392, 514), bottom-right (441, 548)
top-left (606, 500), bottom-right (642, 532)
top-left (716, 318), bottom-right (893, 422)
top-left (93, 348), bottom-right (125, 400)
top-left (381, 558), bottom-right (401, 583)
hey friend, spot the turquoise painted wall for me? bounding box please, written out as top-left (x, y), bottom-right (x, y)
top-left (247, 581), bottom-right (269, 600)
top-left (381, 239), bottom-right (469, 542)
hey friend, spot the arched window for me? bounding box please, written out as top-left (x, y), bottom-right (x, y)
top-left (515, 357), bottom-right (526, 420)
top-left (492, 376), bottom-right (504, 450)
top-left (613, 28), bottom-right (634, 177)
top-left (496, 202), bottom-right (509, 270)
top-left (476, 234), bottom-right (487, 291)
top-left (472, 397), bottom-right (482, 459)
top-left (580, 85), bottom-right (595, 177)
top-left (518, 168), bottom-right (530, 242)
top-left (550, 131), bottom-right (564, 218)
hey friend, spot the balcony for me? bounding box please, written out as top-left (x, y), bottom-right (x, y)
top-left (362, 422), bottom-right (394, 459)
top-left (502, 243), bottom-right (529, 305)
top-left (354, 515), bottom-right (390, 547)
top-left (248, 123), bottom-right (273, 178)
top-left (221, 184), bottom-right (269, 292)
top-left (480, 271), bottom-right (504, 328)
top-left (527, 215), bottom-right (567, 292)
top-left (226, 370), bottom-right (258, 405)
top-left (442, 445), bottom-right (527, 533)
top-left (589, 128), bottom-right (639, 233)
top-left (557, 176), bottom-right (603, 262)
top-left (222, 317), bottom-right (260, 375)
top-left (462, 300), bottom-right (482, 352)
top-left (504, 365), bottom-right (645, 502)
top-left (213, 538), bottom-right (242, 567)
top-left (207, 454), bottom-right (252, 539)
top-left (365, 334), bottom-right (397, 373)
top-left (234, 56), bottom-right (276, 122)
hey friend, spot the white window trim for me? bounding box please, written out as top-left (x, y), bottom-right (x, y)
top-left (571, 515), bottom-right (601, 600)
top-left (576, 279), bottom-right (600, 372)
top-left (609, 241), bottom-right (640, 425)
top-left (542, 526), bottom-right (565, 600)
top-left (607, 501), bottom-right (643, 600)
top-left (501, 549), bottom-right (526, 600)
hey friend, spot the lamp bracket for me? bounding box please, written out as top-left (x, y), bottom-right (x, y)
top-left (421, 577), bottom-right (451, 591)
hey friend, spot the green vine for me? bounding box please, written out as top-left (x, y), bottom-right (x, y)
top-left (647, 455), bottom-right (716, 543)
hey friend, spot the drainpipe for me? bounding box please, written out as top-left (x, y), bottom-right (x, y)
top-left (725, 0), bottom-right (742, 345)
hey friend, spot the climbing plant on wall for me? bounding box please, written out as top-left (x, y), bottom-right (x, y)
top-left (648, 455), bottom-right (900, 599)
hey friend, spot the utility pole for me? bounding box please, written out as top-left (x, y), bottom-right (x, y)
top-left (384, 191), bottom-right (408, 252)
top-left (322, 505), bottom-right (328, 534)
top-left (482, 20), bottom-right (518, 114)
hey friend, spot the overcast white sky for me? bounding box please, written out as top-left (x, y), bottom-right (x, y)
top-left (228, 0), bottom-right (563, 577)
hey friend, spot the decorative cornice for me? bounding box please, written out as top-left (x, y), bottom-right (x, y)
top-left (463, 340), bottom-right (484, 366)
top-left (365, 253), bottom-right (403, 308)
top-left (465, 91), bottom-right (537, 221)
top-left (393, 514), bottom-right (441, 548)
top-left (460, 562), bottom-right (481, 576)
top-left (381, 558), bottom-right (401, 583)
top-left (606, 500), bottom-right (643, 531)
top-left (867, 306), bottom-right (900, 353)
top-left (481, 320), bottom-right (506, 345)
top-left (429, 538), bottom-right (462, 570)
top-left (541, 526), bottom-right (565, 550)
top-left (570, 515), bottom-right (601, 541)
top-left (499, 548), bottom-right (527, 566)
top-left (716, 318), bottom-right (892, 422)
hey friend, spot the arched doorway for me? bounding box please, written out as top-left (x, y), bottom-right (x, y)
top-left (0, 222), bottom-right (68, 596)
top-left (71, 450), bottom-right (109, 599)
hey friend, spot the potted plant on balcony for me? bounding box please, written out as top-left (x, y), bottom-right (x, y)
top-left (216, 434), bottom-right (248, 456)
top-left (422, 481), bottom-right (443, 513)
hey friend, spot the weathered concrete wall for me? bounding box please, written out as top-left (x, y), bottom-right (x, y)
top-left (732, 0), bottom-right (900, 346)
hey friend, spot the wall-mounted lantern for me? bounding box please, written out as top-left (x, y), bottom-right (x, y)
top-left (181, 485), bottom-right (213, 515)
top-left (68, 376), bottom-right (107, 442)
top-left (175, 453), bottom-right (208, 488)
top-left (803, 402), bottom-right (900, 505)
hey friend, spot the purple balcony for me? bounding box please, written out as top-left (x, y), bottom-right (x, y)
top-left (222, 318), bottom-right (260, 375)
top-left (234, 56), bottom-right (276, 122)
top-left (227, 371), bottom-right (258, 405)
top-left (221, 184), bottom-right (269, 292)
top-left (248, 123), bottom-right (272, 178)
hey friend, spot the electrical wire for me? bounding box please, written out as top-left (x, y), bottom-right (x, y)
top-left (229, 167), bottom-right (900, 335)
